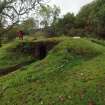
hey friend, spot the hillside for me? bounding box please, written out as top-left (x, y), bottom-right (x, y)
top-left (0, 37), bottom-right (105, 105)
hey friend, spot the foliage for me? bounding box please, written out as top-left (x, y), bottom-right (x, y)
top-left (18, 18), bottom-right (37, 35)
top-left (0, 0), bottom-right (49, 46)
top-left (53, 13), bottom-right (76, 35)
top-left (77, 0), bottom-right (105, 38)
top-left (38, 5), bottom-right (60, 28)
top-left (51, 0), bottom-right (105, 39)
top-left (0, 0), bottom-right (48, 27)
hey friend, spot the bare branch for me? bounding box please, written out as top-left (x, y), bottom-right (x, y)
top-left (0, 0), bottom-right (50, 32)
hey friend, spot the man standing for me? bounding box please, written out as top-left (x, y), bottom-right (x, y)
top-left (17, 30), bottom-right (24, 40)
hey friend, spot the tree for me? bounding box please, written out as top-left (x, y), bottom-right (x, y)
top-left (0, 0), bottom-right (49, 26)
top-left (77, 0), bottom-right (105, 38)
top-left (92, 0), bottom-right (105, 38)
top-left (0, 0), bottom-right (49, 45)
top-left (19, 18), bottom-right (37, 34)
top-left (54, 13), bottom-right (76, 35)
top-left (38, 5), bottom-right (60, 28)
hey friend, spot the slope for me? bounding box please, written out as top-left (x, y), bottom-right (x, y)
top-left (0, 37), bottom-right (105, 105)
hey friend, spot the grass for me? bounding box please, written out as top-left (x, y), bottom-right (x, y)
top-left (0, 39), bottom-right (33, 68)
top-left (0, 36), bottom-right (59, 68)
top-left (0, 37), bottom-right (105, 105)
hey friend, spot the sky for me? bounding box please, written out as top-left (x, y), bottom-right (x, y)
top-left (49, 0), bottom-right (94, 15)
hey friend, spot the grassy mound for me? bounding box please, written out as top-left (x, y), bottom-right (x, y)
top-left (0, 37), bottom-right (59, 68)
top-left (0, 40), bottom-right (33, 68)
top-left (0, 37), bottom-right (105, 105)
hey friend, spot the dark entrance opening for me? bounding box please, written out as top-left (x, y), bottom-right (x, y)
top-left (16, 41), bottom-right (59, 60)
top-left (38, 44), bottom-right (47, 60)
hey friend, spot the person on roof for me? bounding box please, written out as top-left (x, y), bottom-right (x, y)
top-left (17, 30), bottom-right (24, 40)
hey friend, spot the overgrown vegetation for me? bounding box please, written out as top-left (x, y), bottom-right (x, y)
top-left (1, 0), bottom-right (105, 105)
top-left (0, 37), bottom-right (105, 105)
top-left (52, 0), bottom-right (105, 39)
top-left (2, 0), bottom-right (105, 43)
